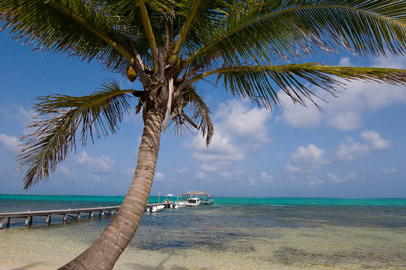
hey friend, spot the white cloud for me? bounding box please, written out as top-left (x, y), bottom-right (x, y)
top-left (14, 105), bottom-right (34, 128)
top-left (90, 174), bottom-right (102, 182)
top-left (56, 165), bottom-right (77, 179)
top-left (155, 172), bottom-right (165, 181)
top-left (216, 100), bottom-right (271, 144)
top-left (336, 130), bottom-right (390, 162)
top-left (360, 130), bottom-right (391, 150)
top-left (75, 151), bottom-right (115, 173)
top-left (339, 57), bottom-right (352, 66)
top-left (220, 167), bottom-right (249, 180)
top-left (195, 171), bottom-right (207, 180)
top-left (280, 95), bottom-right (322, 128)
top-left (174, 167), bottom-right (188, 174)
top-left (248, 177), bottom-right (257, 186)
top-left (239, 171), bottom-right (274, 186)
top-left (327, 112), bottom-right (363, 130)
top-left (122, 168), bottom-right (135, 177)
top-left (58, 165), bottom-right (70, 175)
top-left (280, 56), bottom-right (406, 130)
top-left (191, 128), bottom-right (245, 163)
top-left (0, 134), bottom-right (19, 152)
top-left (260, 171), bottom-right (274, 183)
top-left (336, 137), bottom-right (370, 162)
top-left (200, 163), bottom-right (219, 171)
top-left (286, 144), bottom-right (326, 172)
top-left (306, 176), bottom-right (324, 186)
top-left (0, 104), bottom-right (33, 126)
top-left (380, 169), bottom-right (397, 175)
top-left (324, 74), bottom-right (406, 130)
top-left (0, 105), bottom-right (35, 135)
top-left (189, 100), bottom-right (271, 171)
top-left (328, 173), bottom-right (358, 184)
top-left (371, 55), bottom-right (406, 69)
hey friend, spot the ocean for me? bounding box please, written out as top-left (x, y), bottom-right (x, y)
top-left (0, 195), bottom-right (405, 269)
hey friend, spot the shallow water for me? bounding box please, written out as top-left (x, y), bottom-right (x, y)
top-left (0, 196), bottom-right (405, 269)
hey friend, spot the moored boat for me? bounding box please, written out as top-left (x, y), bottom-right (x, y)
top-left (175, 201), bottom-right (187, 208)
top-left (146, 205), bottom-right (165, 213)
top-left (186, 198), bottom-right (201, 207)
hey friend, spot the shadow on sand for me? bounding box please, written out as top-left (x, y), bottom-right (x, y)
top-left (123, 251), bottom-right (209, 270)
top-left (9, 262), bottom-right (46, 270)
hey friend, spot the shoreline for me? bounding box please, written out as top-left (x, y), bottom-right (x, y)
top-left (1, 197), bottom-right (405, 270)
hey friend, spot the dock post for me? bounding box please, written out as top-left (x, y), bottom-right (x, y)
top-left (89, 212), bottom-right (94, 218)
top-left (46, 215), bottom-right (51, 225)
top-left (0, 217), bottom-right (9, 229)
top-left (77, 212), bottom-right (81, 220)
top-left (63, 213), bottom-right (68, 222)
top-left (25, 216), bottom-right (32, 226)
top-left (100, 211), bottom-right (104, 217)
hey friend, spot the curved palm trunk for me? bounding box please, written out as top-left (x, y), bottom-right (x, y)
top-left (60, 106), bottom-right (165, 270)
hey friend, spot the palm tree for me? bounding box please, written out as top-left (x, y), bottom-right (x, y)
top-left (2, 0), bottom-right (406, 269)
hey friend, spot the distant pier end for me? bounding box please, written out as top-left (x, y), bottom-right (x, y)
top-left (177, 191), bottom-right (214, 205)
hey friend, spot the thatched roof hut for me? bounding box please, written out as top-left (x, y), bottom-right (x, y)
top-left (177, 191), bottom-right (214, 204)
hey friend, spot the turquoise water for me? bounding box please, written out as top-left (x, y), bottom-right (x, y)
top-left (2, 194), bottom-right (406, 206)
top-left (1, 195), bottom-right (406, 269)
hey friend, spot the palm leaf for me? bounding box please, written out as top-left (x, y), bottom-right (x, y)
top-left (0, 0), bottom-right (141, 73)
top-left (18, 81), bottom-right (136, 189)
top-left (169, 0), bottom-right (230, 60)
top-left (185, 0), bottom-right (406, 68)
top-left (191, 64), bottom-right (406, 109)
top-left (137, 0), bottom-right (159, 72)
top-left (172, 87), bottom-right (214, 146)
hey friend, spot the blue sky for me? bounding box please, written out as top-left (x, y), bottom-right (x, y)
top-left (1, 31), bottom-right (406, 198)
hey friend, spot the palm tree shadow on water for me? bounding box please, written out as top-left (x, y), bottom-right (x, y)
top-left (123, 251), bottom-right (209, 270)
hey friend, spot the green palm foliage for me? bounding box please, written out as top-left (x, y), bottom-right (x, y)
top-left (2, 0), bottom-right (406, 268)
top-left (18, 82), bottom-right (136, 189)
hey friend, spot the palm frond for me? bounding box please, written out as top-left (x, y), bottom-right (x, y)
top-left (208, 63), bottom-right (406, 109)
top-left (18, 81), bottom-right (136, 189)
top-left (168, 0), bottom-right (230, 59)
top-left (170, 0), bottom-right (202, 62)
top-left (137, 0), bottom-right (159, 72)
top-left (172, 87), bottom-right (214, 146)
top-left (185, 0), bottom-right (406, 68)
top-left (0, 0), bottom-right (142, 73)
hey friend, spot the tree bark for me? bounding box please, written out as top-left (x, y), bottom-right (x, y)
top-left (59, 106), bottom-right (165, 270)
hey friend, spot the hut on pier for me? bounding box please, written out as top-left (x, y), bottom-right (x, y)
top-left (177, 191), bottom-right (214, 205)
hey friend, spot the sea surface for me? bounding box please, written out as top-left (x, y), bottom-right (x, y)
top-left (0, 195), bottom-right (405, 269)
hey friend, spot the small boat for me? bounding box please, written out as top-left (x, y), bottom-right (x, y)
top-left (146, 205), bottom-right (165, 213)
top-left (169, 203), bottom-right (178, 209)
top-left (175, 201), bottom-right (187, 208)
top-left (167, 201), bottom-right (187, 209)
top-left (186, 198), bottom-right (201, 207)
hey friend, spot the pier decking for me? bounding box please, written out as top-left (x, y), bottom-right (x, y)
top-left (0, 202), bottom-right (175, 229)
top-left (0, 206), bottom-right (121, 229)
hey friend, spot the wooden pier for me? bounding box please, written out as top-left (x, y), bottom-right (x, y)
top-left (0, 191), bottom-right (214, 229)
top-left (0, 203), bottom-right (174, 229)
top-left (0, 206), bottom-right (120, 229)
